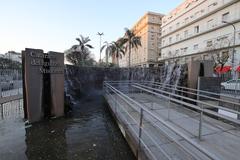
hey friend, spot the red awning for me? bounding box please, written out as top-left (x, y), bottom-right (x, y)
top-left (215, 66), bottom-right (232, 74)
top-left (236, 66), bottom-right (240, 72)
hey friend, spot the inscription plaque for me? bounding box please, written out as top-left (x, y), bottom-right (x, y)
top-left (22, 48), bottom-right (64, 123)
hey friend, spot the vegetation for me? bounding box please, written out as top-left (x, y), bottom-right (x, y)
top-left (0, 57), bottom-right (21, 69)
top-left (100, 41), bottom-right (113, 65)
top-left (66, 28), bottom-right (141, 68)
top-left (65, 35), bottom-right (95, 66)
top-left (110, 39), bottom-right (125, 66)
top-left (121, 28), bottom-right (141, 67)
top-left (212, 51), bottom-right (229, 69)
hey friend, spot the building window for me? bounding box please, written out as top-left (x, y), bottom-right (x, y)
top-left (169, 26), bottom-right (172, 32)
top-left (183, 47), bottom-right (188, 53)
top-left (181, 47), bottom-right (188, 54)
top-left (194, 25), bottom-right (200, 34)
top-left (176, 49), bottom-right (179, 55)
top-left (206, 40), bottom-right (213, 47)
top-left (195, 11), bottom-right (200, 17)
top-left (149, 64), bottom-right (154, 68)
top-left (208, 2), bottom-right (217, 11)
top-left (162, 40), bottom-right (165, 46)
top-left (222, 12), bottom-right (229, 22)
top-left (169, 37), bottom-right (172, 43)
top-left (184, 30), bottom-right (188, 38)
top-left (207, 19), bottom-right (214, 28)
top-left (185, 17), bottom-right (189, 23)
top-left (176, 22), bottom-right (180, 28)
top-left (194, 44), bottom-right (199, 50)
top-left (176, 34), bottom-right (180, 41)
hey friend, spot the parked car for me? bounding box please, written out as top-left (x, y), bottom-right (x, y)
top-left (221, 79), bottom-right (240, 90)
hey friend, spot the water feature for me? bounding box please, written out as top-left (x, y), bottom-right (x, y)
top-left (0, 66), bottom-right (136, 160)
top-left (0, 96), bottom-right (135, 160)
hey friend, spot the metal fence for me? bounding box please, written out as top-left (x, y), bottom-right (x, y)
top-left (0, 69), bottom-right (22, 98)
top-left (0, 99), bottom-right (24, 120)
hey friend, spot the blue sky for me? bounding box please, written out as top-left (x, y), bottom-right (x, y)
top-left (0, 0), bottom-right (182, 60)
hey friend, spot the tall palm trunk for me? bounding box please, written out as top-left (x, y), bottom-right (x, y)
top-left (128, 45), bottom-right (131, 81)
top-left (128, 45), bottom-right (131, 67)
top-left (106, 52), bottom-right (109, 65)
top-left (117, 55), bottom-right (120, 67)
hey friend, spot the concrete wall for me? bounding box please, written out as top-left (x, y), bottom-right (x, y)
top-left (197, 77), bottom-right (222, 100)
top-left (65, 65), bottom-right (166, 91)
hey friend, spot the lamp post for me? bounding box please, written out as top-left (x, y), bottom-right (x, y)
top-left (97, 32), bottom-right (104, 63)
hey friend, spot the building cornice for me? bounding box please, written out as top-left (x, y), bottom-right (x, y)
top-left (162, 0), bottom-right (208, 28)
top-left (159, 44), bottom-right (240, 62)
top-left (160, 19), bottom-right (240, 50)
top-left (161, 0), bottom-right (239, 39)
top-left (131, 12), bottom-right (164, 32)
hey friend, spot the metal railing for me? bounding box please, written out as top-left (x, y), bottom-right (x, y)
top-left (0, 99), bottom-right (23, 120)
top-left (104, 81), bottom-right (221, 160)
top-left (136, 81), bottom-right (240, 115)
top-left (0, 69), bottom-right (22, 99)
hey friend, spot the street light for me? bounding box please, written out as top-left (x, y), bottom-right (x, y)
top-left (97, 32), bottom-right (104, 62)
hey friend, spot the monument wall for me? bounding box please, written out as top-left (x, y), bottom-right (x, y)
top-left (22, 48), bottom-right (64, 123)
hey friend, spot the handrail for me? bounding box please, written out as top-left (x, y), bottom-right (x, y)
top-left (145, 81), bottom-right (240, 100)
top-left (105, 84), bottom-right (160, 160)
top-left (106, 84), bottom-right (194, 160)
top-left (106, 80), bottom-right (240, 100)
top-left (133, 83), bottom-right (240, 125)
top-left (104, 82), bottom-right (219, 160)
top-left (135, 83), bottom-right (240, 115)
top-left (141, 82), bottom-right (240, 107)
top-left (108, 80), bottom-right (240, 109)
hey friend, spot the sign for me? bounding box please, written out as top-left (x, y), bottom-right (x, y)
top-left (22, 48), bottom-right (64, 123)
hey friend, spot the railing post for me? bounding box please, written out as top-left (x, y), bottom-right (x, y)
top-left (168, 94), bottom-right (171, 120)
top-left (199, 104), bottom-right (203, 140)
top-left (0, 85), bottom-right (2, 98)
top-left (115, 92), bottom-right (117, 113)
top-left (1, 104), bottom-right (3, 120)
top-left (137, 108), bottom-right (144, 159)
top-left (103, 82), bottom-right (105, 93)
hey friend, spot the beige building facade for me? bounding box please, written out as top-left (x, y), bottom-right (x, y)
top-left (119, 12), bottom-right (164, 67)
top-left (160, 0), bottom-right (240, 70)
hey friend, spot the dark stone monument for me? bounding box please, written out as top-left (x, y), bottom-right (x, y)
top-left (22, 48), bottom-right (64, 123)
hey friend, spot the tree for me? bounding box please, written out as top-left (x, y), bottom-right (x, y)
top-left (100, 41), bottom-right (113, 65)
top-left (111, 40), bottom-right (125, 67)
top-left (209, 38), bottom-right (231, 77)
top-left (65, 35), bottom-right (95, 66)
top-left (122, 28), bottom-right (141, 67)
top-left (0, 57), bottom-right (21, 69)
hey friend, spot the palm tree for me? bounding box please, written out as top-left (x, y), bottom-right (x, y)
top-left (122, 28), bottom-right (142, 67)
top-left (66, 35), bottom-right (94, 66)
top-left (111, 40), bottom-right (125, 67)
top-left (74, 35), bottom-right (93, 51)
top-left (100, 41), bottom-right (113, 65)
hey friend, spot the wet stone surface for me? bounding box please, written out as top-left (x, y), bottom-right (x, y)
top-left (0, 92), bottom-right (135, 160)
